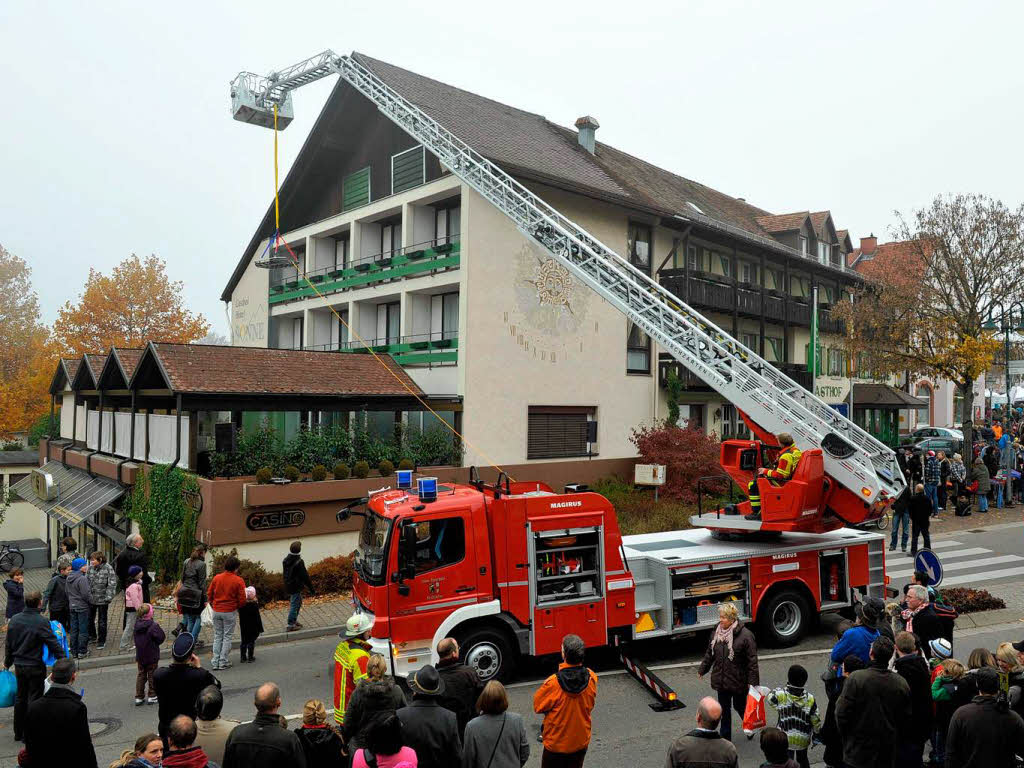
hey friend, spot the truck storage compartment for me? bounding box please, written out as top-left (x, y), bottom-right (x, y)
top-left (670, 563), bottom-right (748, 629)
top-left (534, 528), bottom-right (603, 604)
top-left (819, 549), bottom-right (849, 607)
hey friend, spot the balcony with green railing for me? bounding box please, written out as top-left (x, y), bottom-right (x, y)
top-left (269, 236), bottom-right (461, 304)
top-left (301, 332), bottom-right (458, 367)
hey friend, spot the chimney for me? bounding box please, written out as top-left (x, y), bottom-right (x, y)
top-left (574, 115), bottom-right (600, 154)
top-left (860, 233), bottom-right (877, 254)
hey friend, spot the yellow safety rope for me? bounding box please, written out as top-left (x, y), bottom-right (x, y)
top-left (267, 110), bottom-right (512, 481)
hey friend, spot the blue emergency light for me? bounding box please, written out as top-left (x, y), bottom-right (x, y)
top-left (417, 476), bottom-right (438, 502)
top-left (396, 469), bottom-right (413, 490)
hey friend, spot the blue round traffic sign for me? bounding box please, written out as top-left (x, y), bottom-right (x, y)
top-left (914, 549), bottom-right (943, 587)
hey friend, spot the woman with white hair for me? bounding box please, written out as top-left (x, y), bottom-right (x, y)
top-left (696, 601), bottom-right (759, 742)
top-left (950, 453), bottom-right (967, 499)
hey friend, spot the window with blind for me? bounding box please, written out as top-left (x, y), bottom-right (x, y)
top-left (527, 407), bottom-right (594, 459)
top-left (391, 146), bottom-right (425, 194)
top-left (342, 167), bottom-right (371, 210)
top-left (626, 321), bottom-right (651, 374)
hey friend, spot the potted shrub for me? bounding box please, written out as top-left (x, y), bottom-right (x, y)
top-left (353, 460), bottom-right (370, 479)
top-left (283, 465), bottom-right (301, 483)
top-left (397, 458), bottom-right (415, 471)
top-left (378, 459), bottom-right (395, 477)
top-left (333, 462), bottom-right (350, 480)
top-left (310, 464), bottom-right (328, 481)
top-left (255, 467), bottom-right (273, 484)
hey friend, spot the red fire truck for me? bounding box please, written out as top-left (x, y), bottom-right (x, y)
top-left (342, 457), bottom-right (889, 684)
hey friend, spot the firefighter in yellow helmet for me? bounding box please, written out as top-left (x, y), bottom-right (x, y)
top-left (333, 612), bottom-right (374, 726)
top-left (745, 432), bottom-right (802, 521)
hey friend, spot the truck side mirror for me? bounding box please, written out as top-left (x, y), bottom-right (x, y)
top-left (396, 522), bottom-right (418, 582)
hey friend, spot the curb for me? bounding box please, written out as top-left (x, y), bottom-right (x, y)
top-left (954, 607), bottom-right (1024, 631)
top-left (76, 624), bottom-right (344, 671)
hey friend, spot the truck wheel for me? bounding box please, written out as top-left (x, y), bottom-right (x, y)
top-left (758, 590), bottom-right (810, 647)
top-left (458, 627), bottom-right (517, 683)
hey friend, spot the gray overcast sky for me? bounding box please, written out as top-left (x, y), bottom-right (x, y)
top-left (3, 1), bottom-right (1023, 335)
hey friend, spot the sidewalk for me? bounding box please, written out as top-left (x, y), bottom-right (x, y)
top-left (10, 567), bottom-right (354, 669)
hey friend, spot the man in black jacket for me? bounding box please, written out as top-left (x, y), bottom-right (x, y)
top-left (3, 590), bottom-right (64, 741)
top-left (114, 533), bottom-right (151, 602)
top-left (153, 633), bottom-right (220, 741)
top-left (908, 483), bottom-right (933, 555)
top-left (893, 631), bottom-right (932, 766)
top-left (836, 636), bottom-right (911, 768)
top-left (905, 585), bottom-right (950, 659)
top-left (223, 682), bottom-right (306, 768)
top-left (436, 636), bottom-right (484, 737)
top-left (282, 541), bottom-right (314, 631)
top-left (947, 666), bottom-right (1024, 768)
top-left (397, 664), bottom-right (462, 768)
top-left (24, 657), bottom-right (97, 768)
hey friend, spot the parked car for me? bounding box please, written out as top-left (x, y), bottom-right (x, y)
top-left (900, 436), bottom-right (962, 456)
top-left (911, 426), bottom-right (964, 441)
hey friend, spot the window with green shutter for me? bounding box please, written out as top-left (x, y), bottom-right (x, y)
top-left (391, 146), bottom-right (425, 194)
top-left (342, 167), bottom-right (371, 210)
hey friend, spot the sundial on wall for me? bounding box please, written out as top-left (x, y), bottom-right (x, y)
top-left (503, 241), bottom-right (593, 364)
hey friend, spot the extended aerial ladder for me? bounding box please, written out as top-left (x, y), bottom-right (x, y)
top-left (229, 50), bottom-right (906, 528)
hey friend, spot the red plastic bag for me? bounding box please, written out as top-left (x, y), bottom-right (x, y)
top-left (742, 685), bottom-right (769, 737)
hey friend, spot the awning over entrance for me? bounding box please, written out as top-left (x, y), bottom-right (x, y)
top-left (852, 383), bottom-right (930, 410)
top-left (11, 462), bottom-right (126, 528)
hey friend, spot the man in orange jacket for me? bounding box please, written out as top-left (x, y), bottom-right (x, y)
top-left (533, 634), bottom-right (598, 768)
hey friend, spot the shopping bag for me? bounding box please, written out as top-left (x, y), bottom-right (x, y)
top-left (200, 603), bottom-right (214, 628)
top-left (742, 684), bottom-right (769, 737)
top-left (42, 620), bottom-right (69, 666)
top-left (0, 669), bottom-right (16, 708)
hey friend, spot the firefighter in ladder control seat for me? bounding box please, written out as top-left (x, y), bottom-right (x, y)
top-left (745, 432), bottom-right (803, 521)
top-left (333, 612), bottom-right (374, 726)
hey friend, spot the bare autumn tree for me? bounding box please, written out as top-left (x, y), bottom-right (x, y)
top-left (836, 194), bottom-right (1024, 463)
top-left (53, 254), bottom-right (209, 356)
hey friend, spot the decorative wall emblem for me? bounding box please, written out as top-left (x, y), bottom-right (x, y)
top-left (530, 259), bottom-right (574, 311)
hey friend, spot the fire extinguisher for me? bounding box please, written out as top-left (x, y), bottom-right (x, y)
top-left (829, 563), bottom-right (839, 601)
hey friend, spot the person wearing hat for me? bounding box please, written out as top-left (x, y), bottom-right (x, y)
top-left (152, 632), bottom-right (221, 742)
top-left (332, 612), bottom-right (374, 728)
top-left (65, 557), bottom-right (91, 659)
top-left (396, 664), bottom-right (462, 768)
top-left (830, 603), bottom-right (880, 669)
top-left (119, 565), bottom-right (145, 652)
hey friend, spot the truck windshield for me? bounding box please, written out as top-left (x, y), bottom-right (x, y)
top-left (355, 512), bottom-right (392, 585)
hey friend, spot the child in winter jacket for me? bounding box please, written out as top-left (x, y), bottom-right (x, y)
top-left (42, 563), bottom-right (71, 633)
top-left (118, 566), bottom-right (144, 651)
top-left (767, 664), bottom-right (821, 768)
top-left (4, 568), bottom-right (25, 625)
top-left (238, 586), bottom-right (263, 663)
top-left (133, 603), bottom-right (165, 705)
top-left (932, 658), bottom-right (971, 767)
top-left (86, 551), bottom-right (117, 649)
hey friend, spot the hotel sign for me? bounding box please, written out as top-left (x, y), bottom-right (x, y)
top-left (246, 508), bottom-right (305, 531)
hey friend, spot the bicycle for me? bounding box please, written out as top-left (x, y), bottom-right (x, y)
top-left (0, 543), bottom-right (25, 573)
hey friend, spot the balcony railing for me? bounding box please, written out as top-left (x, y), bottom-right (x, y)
top-left (659, 355), bottom-right (812, 392)
top-left (269, 235), bottom-right (461, 303)
top-left (299, 332), bottom-right (459, 367)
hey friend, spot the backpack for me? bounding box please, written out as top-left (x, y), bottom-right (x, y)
top-left (932, 601), bottom-right (958, 639)
top-left (42, 620), bottom-right (69, 666)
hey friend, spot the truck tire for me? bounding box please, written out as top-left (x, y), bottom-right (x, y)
top-left (457, 626), bottom-right (517, 683)
top-left (757, 590), bottom-right (810, 647)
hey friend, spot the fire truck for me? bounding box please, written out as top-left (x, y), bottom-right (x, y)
top-left (231, 50), bottom-right (904, 689)
top-left (340, 465), bottom-right (888, 684)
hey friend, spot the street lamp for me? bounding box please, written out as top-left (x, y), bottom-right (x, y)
top-left (984, 301), bottom-right (1024, 416)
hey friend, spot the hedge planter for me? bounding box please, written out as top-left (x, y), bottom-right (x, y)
top-left (243, 475), bottom-right (407, 508)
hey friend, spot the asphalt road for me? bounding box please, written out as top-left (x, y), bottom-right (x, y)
top-left (0, 522), bottom-right (1018, 768)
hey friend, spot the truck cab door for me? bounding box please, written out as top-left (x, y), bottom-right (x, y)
top-left (389, 509), bottom-right (478, 647)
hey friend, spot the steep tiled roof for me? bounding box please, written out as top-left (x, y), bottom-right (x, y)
top-left (851, 239), bottom-right (929, 278)
top-left (84, 354), bottom-right (107, 379)
top-left (223, 54), bottom-right (856, 300)
top-left (146, 343), bottom-right (423, 397)
top-left (114, 348), bottom-right (142, 373)
top-left (755, 212), bottom-right (811, 234)
top-left (809, 211), bottom-right (833, 240)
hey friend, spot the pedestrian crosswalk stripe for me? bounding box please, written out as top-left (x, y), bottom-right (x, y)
top-left (888, 554), bottom-right (1024, 579)
top-left (923, 547), bottom-right (991, 560)
top-left (927, 540), bottom-right (964, 550)
top-left (940, 566), bottom-right (1024, 586)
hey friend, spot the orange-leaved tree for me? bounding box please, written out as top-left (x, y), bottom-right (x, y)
top-left (53, 254), bottom-right (209, 356)
top-left (0, 245), bottom-right (56, 437)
